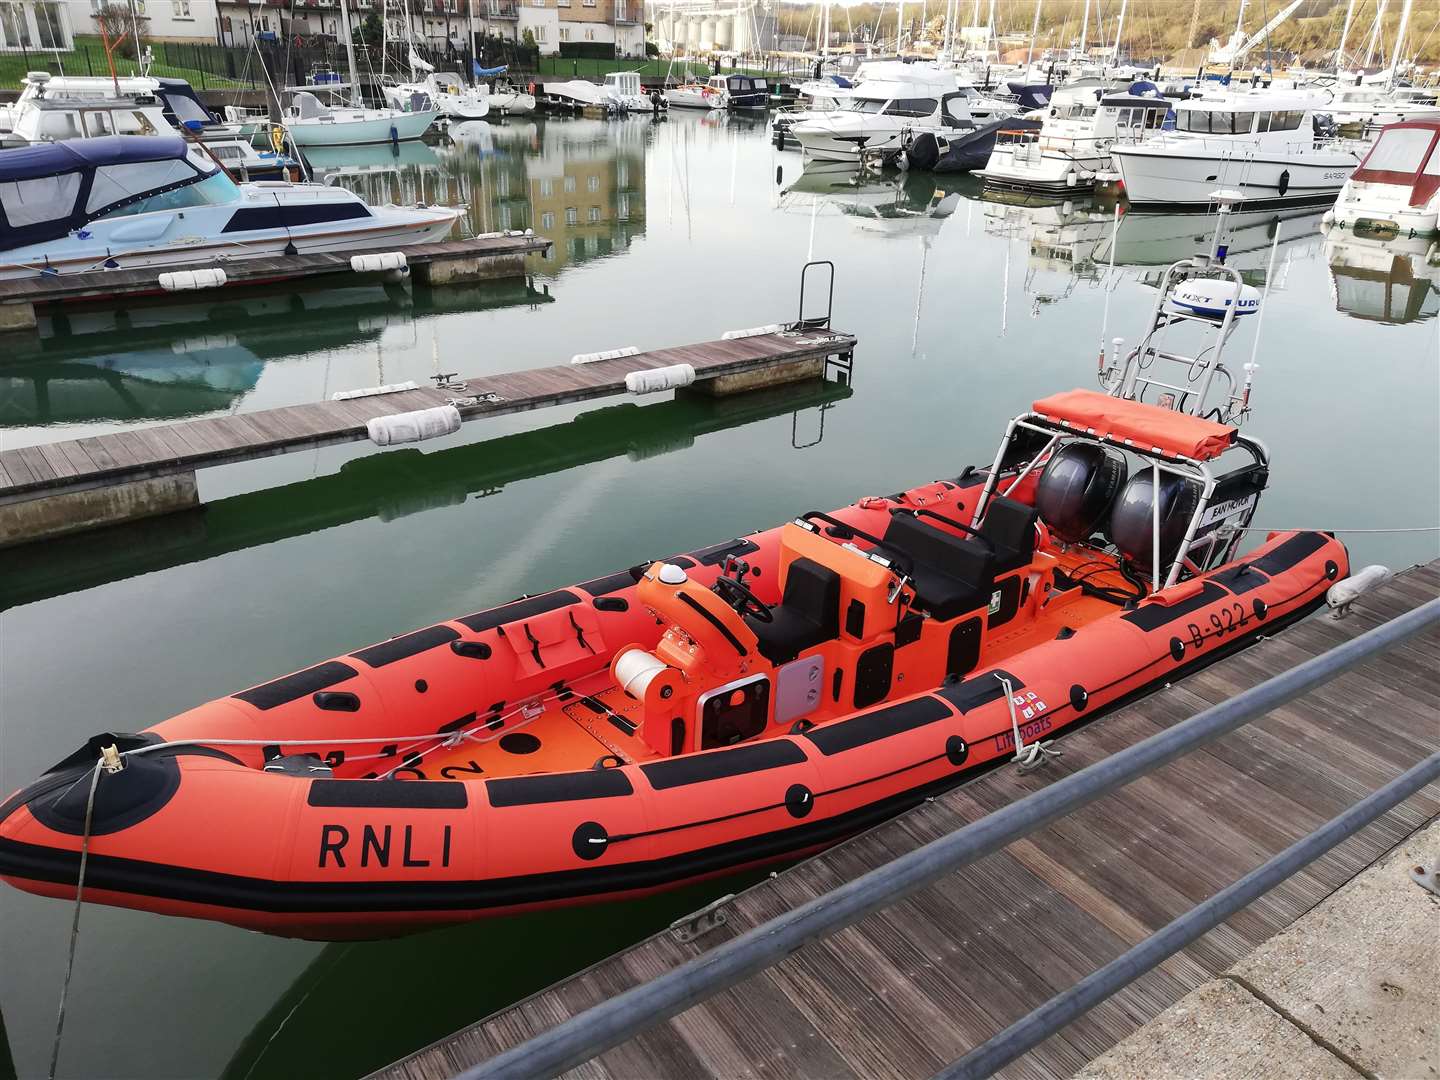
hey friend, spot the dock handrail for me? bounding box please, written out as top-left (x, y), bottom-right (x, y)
top-left (454, 595), bottom-right (1440, 1080)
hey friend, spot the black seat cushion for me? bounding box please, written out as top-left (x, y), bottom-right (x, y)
top-left (979, 496), bottom-right (1040, 576)
top-left (879, 513), bottom-right (995, 622)
top-left (744, 556), bottom-right (840, 665)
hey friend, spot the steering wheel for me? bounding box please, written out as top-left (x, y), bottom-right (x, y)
top-left (713, 575), bottom-right (773, 623)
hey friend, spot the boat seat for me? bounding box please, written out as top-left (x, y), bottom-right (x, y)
top-left (745, 557), bottom-right (840, 665)
top-left (879, 512), bottom-right (994, 622)
top-left (979, 496), bottom-right (1040, 576)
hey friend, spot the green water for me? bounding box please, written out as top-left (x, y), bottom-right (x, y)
top-left (1, 113), bottom-right (1437, 1080)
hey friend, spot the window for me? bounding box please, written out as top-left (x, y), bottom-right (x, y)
top-left (82, 111), bottom-right (115, 137)
top-left (558, 25), bottom-right (568, 39)
top-left (882, 98), bottom-right (937, 118)
top-left (616, 192), bottom-right (629, 220)
top-left (582, 0), bottom-right (595, 6)
top-left (539, 178), bottom-right (553, 197)
top-left (35, 2), bottom-right (67, 47)
top-left (565, 206), bottom-right (577, 224)
top-left (563, 175), bottom-right (575, 193)
top-left (172, 0), bottom-right (192, 16)
top-left (583, 26), bottom-right (593, 39)
top-left (587, 205), bottom-right (599, 221)
top-left (841, 98), bottom-right (886, 114)
top-left (1365, 127), bottom-right (1434, 173)
top-left (541, 210), bottom-right (554, 228)
top-left (100, 171), bottom-right (239, 219)
top-left (586, 175), bottom-right (598, 192)
top-left (445, 0), bottom-right (456, 10)
top-left (616, 160), bottom-right (628, 185)
top-left (1267, 109), bottom-right (1303, 131)
top-left (0, 172), bottom-right (81, 228)
top-left (533, 23), bottom-right (544, 38)
top-left (557, 0), bottom-right (569, 6)
top-left (1, 3), bottom-right (33, 46)
top-left (39, 112), bottom-right (82, 140)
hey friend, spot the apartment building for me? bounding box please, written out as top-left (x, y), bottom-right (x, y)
top-left (1, 1), bottom-right (74, 51)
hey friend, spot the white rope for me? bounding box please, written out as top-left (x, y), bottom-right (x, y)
top-left (48, 759), bottom-right (103, 1080)
top-left (1228, 525), bottom-right (1440, 534)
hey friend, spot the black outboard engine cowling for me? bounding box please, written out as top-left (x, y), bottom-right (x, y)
top-left (904, 132), bottom-right (942, 171)
top-left (1313, 112), bottom-right (1338, 139)
top-left (1106, 470), bottom-right (1201, 578)
top-left (1034, 442), bottom-right (1128, 544)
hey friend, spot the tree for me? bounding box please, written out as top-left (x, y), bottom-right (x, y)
top-left (354, 11), bottom-right (383, 47)
top-left (645, 41), bottom-right (659, 57)
top-left (91, 2), bottom-right (149, 60)
top-left (522, 27), bottom-right (537, 49)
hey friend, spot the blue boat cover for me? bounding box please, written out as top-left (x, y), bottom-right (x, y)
top-left (473, 62), bottom-right (508, 78)
top-left (0, 135), bottom-right (188, 183)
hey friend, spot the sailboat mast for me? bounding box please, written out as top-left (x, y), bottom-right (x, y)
top-left (1112, 0), bottom-right (1127, 67)
top-left (1334, 0), bottom-right (1355, 73)
top-left (1026, 0), bottom-right (1041, 68)
top-left (1078, 0), bottom-right (1089, 55)
top-left (1389, 0), bottom-right (1413, 88)
top-left (1363, 0), bottom-right (1388, 69)
top-left (339, 0), bottom-right (360, 106)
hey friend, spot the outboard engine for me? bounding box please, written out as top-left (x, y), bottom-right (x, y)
top-left (1106, 471), bottom-right (1200, 578)
top-left (1313, 112), bottom-right (1338, 140)
top-left (1034, 442), bottom-right (1128, 544)
top-left (904, 131), bottom-right (943, 171)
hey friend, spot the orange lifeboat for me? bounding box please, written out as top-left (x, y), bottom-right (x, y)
top-left (0, 389), bottom-right (1347, 939)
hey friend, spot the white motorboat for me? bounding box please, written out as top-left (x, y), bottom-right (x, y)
top-left (1111, 90), bottom-right (1363, 207)
top-left (1326, 119), bottom-right (1440, 238)
top-left (542, 79), bottom-right (607, 110)
top-left (788, 68), bottom-right (973, 164)
top-left (1326, 82), bottom-right (1440, 131)
top-left (0, 72), bottom-right (295, 181)
top-left (978, 84), bottom-right (1172, 192)
top-left (0, 136), bottom-right (461, 281)
top-left (383, 71), bottom-right (490, 121)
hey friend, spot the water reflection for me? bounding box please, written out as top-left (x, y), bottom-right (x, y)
top-left (779, 164), bottom-right (963, 239)
top-left (308, 117), bottom-right (652, 276)
top-left (0, 378), bottom-right (851, 611)
top-left (1, 279), bottom-right (553, 430)
top-left (1325, 231), bottom-right (1440, 325)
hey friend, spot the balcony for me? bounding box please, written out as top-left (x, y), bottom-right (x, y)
top-left (484, 0), bottom-right (517, 17)
top-left (613, 3), bottom-right (639, 22)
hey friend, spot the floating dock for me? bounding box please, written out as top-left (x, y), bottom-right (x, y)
top-left (0, 233), bottom-right (551, 332)
top-left (369, 561), bottom-right (1439, 1080)
top-left (0, 326), bottom-right (856, 545)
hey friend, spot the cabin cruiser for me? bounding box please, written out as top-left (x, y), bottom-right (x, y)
top-left (1111, 91), bottom-right (1363, 207)
top-left (284, 86), bottom-right (436, 147)
top-left (1326, 83), bottom-right (1440, 131)
top-left (978, 83), bottom-right (1172, 192)
top-left (1, 73), bottom-right (245, 139)
top-left (382, 71), bottom-right (489, 121)
top-left (1326, 119), bottom-right (1440, 238)
top-left (788, 71), bottom-right (981, 164)
top-left (545, 72), bottom-right (658, 114)
top-left (0, 136), bottom-right (461, 281)
top-left (0, 72), bottom-right (293, 179)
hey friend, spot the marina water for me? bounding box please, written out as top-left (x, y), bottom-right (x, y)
top-left (1, 111), bottom-right (1436, 1079)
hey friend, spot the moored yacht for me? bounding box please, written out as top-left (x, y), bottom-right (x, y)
top-left (788, 69), bottom-right (977, 164)
top-left (1326, 83), bottom-right (1440, 131)
top-left (382, 71), bottom-right (489, 121)
top-left (978, 83), bottom-right (1172, 192)
top-left (1111, 90), bottom-right (1363, 207)
top-left (0, 136), bottom-right (461, 281)
top-left (1326, 119), bottom-right (1440, 238)
top-left (285, 87), bottom-right (437, 147)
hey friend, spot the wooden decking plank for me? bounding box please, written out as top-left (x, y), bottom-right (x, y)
top-left (12, 445), bottom-right (58, 483)
top-left (0, 451), bottom-right (36, 488)
top-left (35, 440), bottom-right (83, 479)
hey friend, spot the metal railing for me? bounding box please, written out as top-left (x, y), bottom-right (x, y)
top-left (454, 594), bottom-right (1440, 1080)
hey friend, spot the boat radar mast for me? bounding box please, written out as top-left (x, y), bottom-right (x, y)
top-left (1099, 190), bottom-right (1263, 426)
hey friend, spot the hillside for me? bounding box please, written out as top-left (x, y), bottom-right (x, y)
top-left (775, 0), bottom-right (1440, 69)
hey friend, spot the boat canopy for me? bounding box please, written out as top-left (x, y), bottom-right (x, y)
top-left (0, 135), bottom-right (218, 253)
top-left (1350, 120), bottom-right (1440, 207)
top-left (1031, 388), bottom-right (1237, 461)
